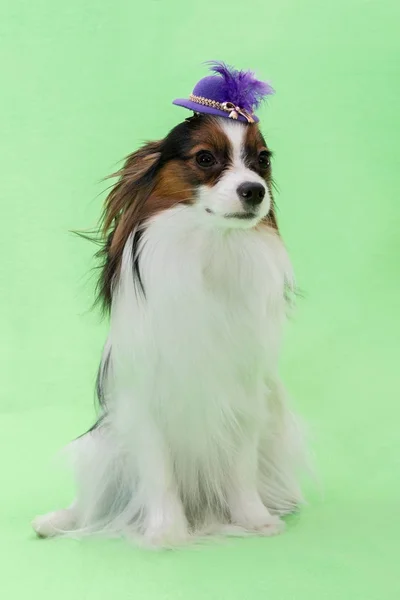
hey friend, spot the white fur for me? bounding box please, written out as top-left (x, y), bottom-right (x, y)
top-left (33, 121), bottom-right (306, 547)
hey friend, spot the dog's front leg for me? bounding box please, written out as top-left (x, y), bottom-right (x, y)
top-left (132, 414), bottom-right (188, 547)
top-left (226, 431), bottom-right (284, 536)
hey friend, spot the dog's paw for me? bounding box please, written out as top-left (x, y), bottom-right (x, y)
top-left (229, 515), bottom-right (285, 537)
top-left (252, 515), bottom-right (285, 536)
top-left (207, 515), bottom-right (285, 538)
top-left (229, 491), bottom-right (286, 538)
top-left (32, 509), bottom-right (76, 538)
top-left (143, 522), bottom-right (189, 548)
top-left (142, 512), bottom-right (189, 549)
top-left (141, 497), bottom-right (189, 549)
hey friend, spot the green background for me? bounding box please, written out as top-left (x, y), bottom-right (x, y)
top-left (1, 0), bottom-right (399, 598)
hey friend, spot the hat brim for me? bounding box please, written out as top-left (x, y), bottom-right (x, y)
top-left (173, 99), bottom-right (259, 124)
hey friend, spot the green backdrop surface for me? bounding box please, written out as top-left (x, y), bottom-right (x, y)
top-left (1, 1), bottom-right (399, 598)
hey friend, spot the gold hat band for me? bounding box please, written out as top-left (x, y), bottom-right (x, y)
top-left (189, 93), bottom-right (255, 124)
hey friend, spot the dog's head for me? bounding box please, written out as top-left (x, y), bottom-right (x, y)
top-left (152, 115), bottom-right (274, 226)
top-left (99, 115), bottom-right (278, 309)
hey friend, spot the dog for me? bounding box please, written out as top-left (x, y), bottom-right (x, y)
top-left (32, 63), bottom-right (306, 547)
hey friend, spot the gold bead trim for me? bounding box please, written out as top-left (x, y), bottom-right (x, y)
top-left (189, 93), bottom-right (255, 124)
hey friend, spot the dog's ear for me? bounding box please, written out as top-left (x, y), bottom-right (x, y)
top-left (96, 140), bottom-right (163, 311)
top-left (102, 140), bottom-right (163, 236)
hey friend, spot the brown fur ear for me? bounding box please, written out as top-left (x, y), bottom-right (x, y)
top-left (97, 140), bottom-right (163, 311)
top-left (102, 140), bottom-right (162, 234)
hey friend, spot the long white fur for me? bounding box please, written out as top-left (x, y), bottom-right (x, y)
top-left (32, 120), bottom-right (306, 546)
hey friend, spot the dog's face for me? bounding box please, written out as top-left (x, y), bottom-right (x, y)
top-left (153, 115), bottom-right (274, 229)
top-left (100, 115), bottom-right (277, 310)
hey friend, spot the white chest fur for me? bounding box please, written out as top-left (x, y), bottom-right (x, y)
top-left (109, 207), bottom-right (293, 463)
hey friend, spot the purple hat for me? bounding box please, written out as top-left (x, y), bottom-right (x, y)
top-left (173, 61), bottom-right (274, 124)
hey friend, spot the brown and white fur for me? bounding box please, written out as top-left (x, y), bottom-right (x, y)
top-left (32, 114), bottom-right (306, 547)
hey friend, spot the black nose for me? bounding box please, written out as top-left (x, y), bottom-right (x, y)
top-left (237, 182), bottom-right (266, 208)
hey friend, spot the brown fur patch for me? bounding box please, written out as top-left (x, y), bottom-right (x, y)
top-left (150, 160), bottom-right (195, 209)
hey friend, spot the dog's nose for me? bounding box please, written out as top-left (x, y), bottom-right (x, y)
top-left (237, 182), bottom-right (266, 208)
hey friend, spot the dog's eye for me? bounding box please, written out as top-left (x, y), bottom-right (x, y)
top-left (196, 150), bottom-right (216, 168)
top-left (258, 151), bottom-right (271, 168)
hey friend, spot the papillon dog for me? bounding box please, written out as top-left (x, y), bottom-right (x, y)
top-left (32, 112), bottom-right (306, 547)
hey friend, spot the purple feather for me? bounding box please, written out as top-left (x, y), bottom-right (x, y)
top-left (207, 61), bottom-right (274, 112)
